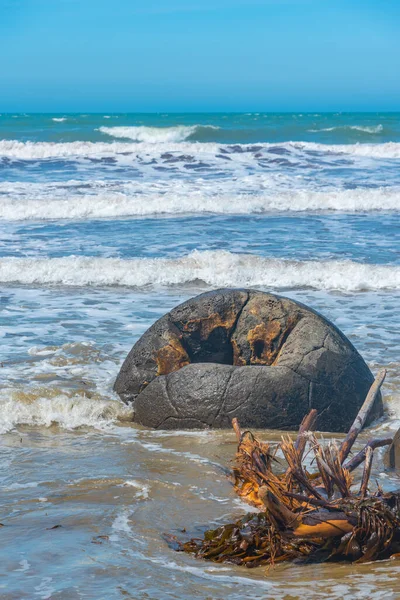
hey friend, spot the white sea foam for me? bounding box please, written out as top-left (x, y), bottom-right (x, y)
top-left (98, 125), bottom-right (219, 142)
top-left (123, 480), bottom-right (150, 499)
top-left (309, 124), bottom-right (384, 134)
top-left (15, 559), bottom-right (31, 573)
top-left (140, 554), bottom-right (276, 590)
top-left (5, 481), bottom-right (40, 490)
top-left (1, 138), bottom-right (400, 159)
top-left (0, 186), bottom-right (398, 220)
top-left (293, 140), bottom-right (400, 158)
top-left (111, 509), bottom-right (134, 533)
top-left (0, 251), bottom-right (399, 291)
top-left (0, 392), bottom-right (133, 434)
top-left (348, 125), bottom-right (384, 134)
top-left (52, 117), bottom-right (67, 122)
top-left (0, 139), bottom-right (139, 158)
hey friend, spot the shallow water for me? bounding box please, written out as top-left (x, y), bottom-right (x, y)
top-left (1, 113), bottom-right (400, 598)
top-left (2, 424), bottom-right (400, 599)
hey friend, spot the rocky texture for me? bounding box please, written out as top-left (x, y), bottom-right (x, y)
top-left (114, 289), bottom-right (382, 432)
top-left (384, 429), bottom-right (400, 469)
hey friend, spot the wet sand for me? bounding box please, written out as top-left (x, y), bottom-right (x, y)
top-left (2, 420), bottom-right (400, 599)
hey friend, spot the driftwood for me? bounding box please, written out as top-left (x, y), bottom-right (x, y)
top-left (339, 368), bottom-right (386, 463)
top-left (168, 369), bottom-right (399, 568)
top-left (345, 438), bottom-right (393, 472)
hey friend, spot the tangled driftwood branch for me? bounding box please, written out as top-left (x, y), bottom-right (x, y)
top-left (167, 368), bottom-right (400, 567)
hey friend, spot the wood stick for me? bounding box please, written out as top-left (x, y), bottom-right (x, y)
top-left (285, 409), bottom-right (318, 479)
top-left (290, 468), bottom-right (325, 501)
top-left (359, 446), bottom-right (374, 499)
top-left (284, 491), bottom-right (329, 507)
top-left (308, 434), bottom-right (333, 498)
top-left (232, 418), bottom-right (242, 443)
top-left (315, 454), bottom-right (333, 498)
top-left (258, 487), bottom-right (299, 528)
top-left (339, 368), bottom-right (386, 464)
top-left (316, 455), bottom-right (349, 498)
top-left (295, 409), bottom-right (318, 457)
top-left (345, 437), bottom-right (393, 472)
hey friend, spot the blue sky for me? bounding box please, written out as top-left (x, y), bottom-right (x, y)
top-left (1, 0), bottom-right (399, 112)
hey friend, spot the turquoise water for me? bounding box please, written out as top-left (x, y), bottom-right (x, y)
top-left (1, 112), bottom-right (400, 144)
top-left (1, 113), bottom-right (400, 598)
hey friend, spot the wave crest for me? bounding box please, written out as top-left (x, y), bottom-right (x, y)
top-left (309, 125), bottom-right (384, 134)
top-left (1, 139), bottom-right (400, 159)
top-left (0, 186), bottom-right (399, 220)
top-left (0, 391), bottom-right (133, 434)
top-left (0, 251), bottom-right (398, 291)
top-left (98, 124), bottom-right (219, 142)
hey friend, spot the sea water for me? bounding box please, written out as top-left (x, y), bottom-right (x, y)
top-left (1, 113), bottom-right (400, 598)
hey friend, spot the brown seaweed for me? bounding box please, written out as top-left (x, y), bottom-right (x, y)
top-left (169, 369), bottom-right (400, 568)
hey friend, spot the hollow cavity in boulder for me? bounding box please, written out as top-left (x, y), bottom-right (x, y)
top-left (114, 289), bottom-right (382, 432)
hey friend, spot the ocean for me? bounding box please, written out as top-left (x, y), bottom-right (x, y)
top-left (1, 112), bottom-right (400, 598)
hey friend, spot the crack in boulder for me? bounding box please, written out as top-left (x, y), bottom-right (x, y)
top-left (115, 289), bottom-right (382, 432)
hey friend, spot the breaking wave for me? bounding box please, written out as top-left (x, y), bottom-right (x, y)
top-left (309, 125), bottom-right (384, 134)
top-left (0, 251), bottom-right (399, 291)
top-left (98, 124), bottom-right (219, 142)
top-left (1, 139), bottom-right (400, 159)
top-left (0, 139), bottom-right (138, 159)
top-left (1, 187), bottom-right (399, 220)
top-left (292, 141), bottom-right (400, 158)
top-left (0, 392), bottom-right (134, 434)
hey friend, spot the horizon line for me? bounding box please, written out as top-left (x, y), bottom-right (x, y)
top-left (1, 110), bottom-right (400, 115)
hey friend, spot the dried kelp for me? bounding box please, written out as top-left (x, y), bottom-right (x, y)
top-left (168, 369), bottom-right (400, 567)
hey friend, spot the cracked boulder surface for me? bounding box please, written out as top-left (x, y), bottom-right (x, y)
top-left (114, 289), bottom-right (382, 432)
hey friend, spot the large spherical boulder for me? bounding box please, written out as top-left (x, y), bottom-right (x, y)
top-left (114, 289), bottom-right (382, 432)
